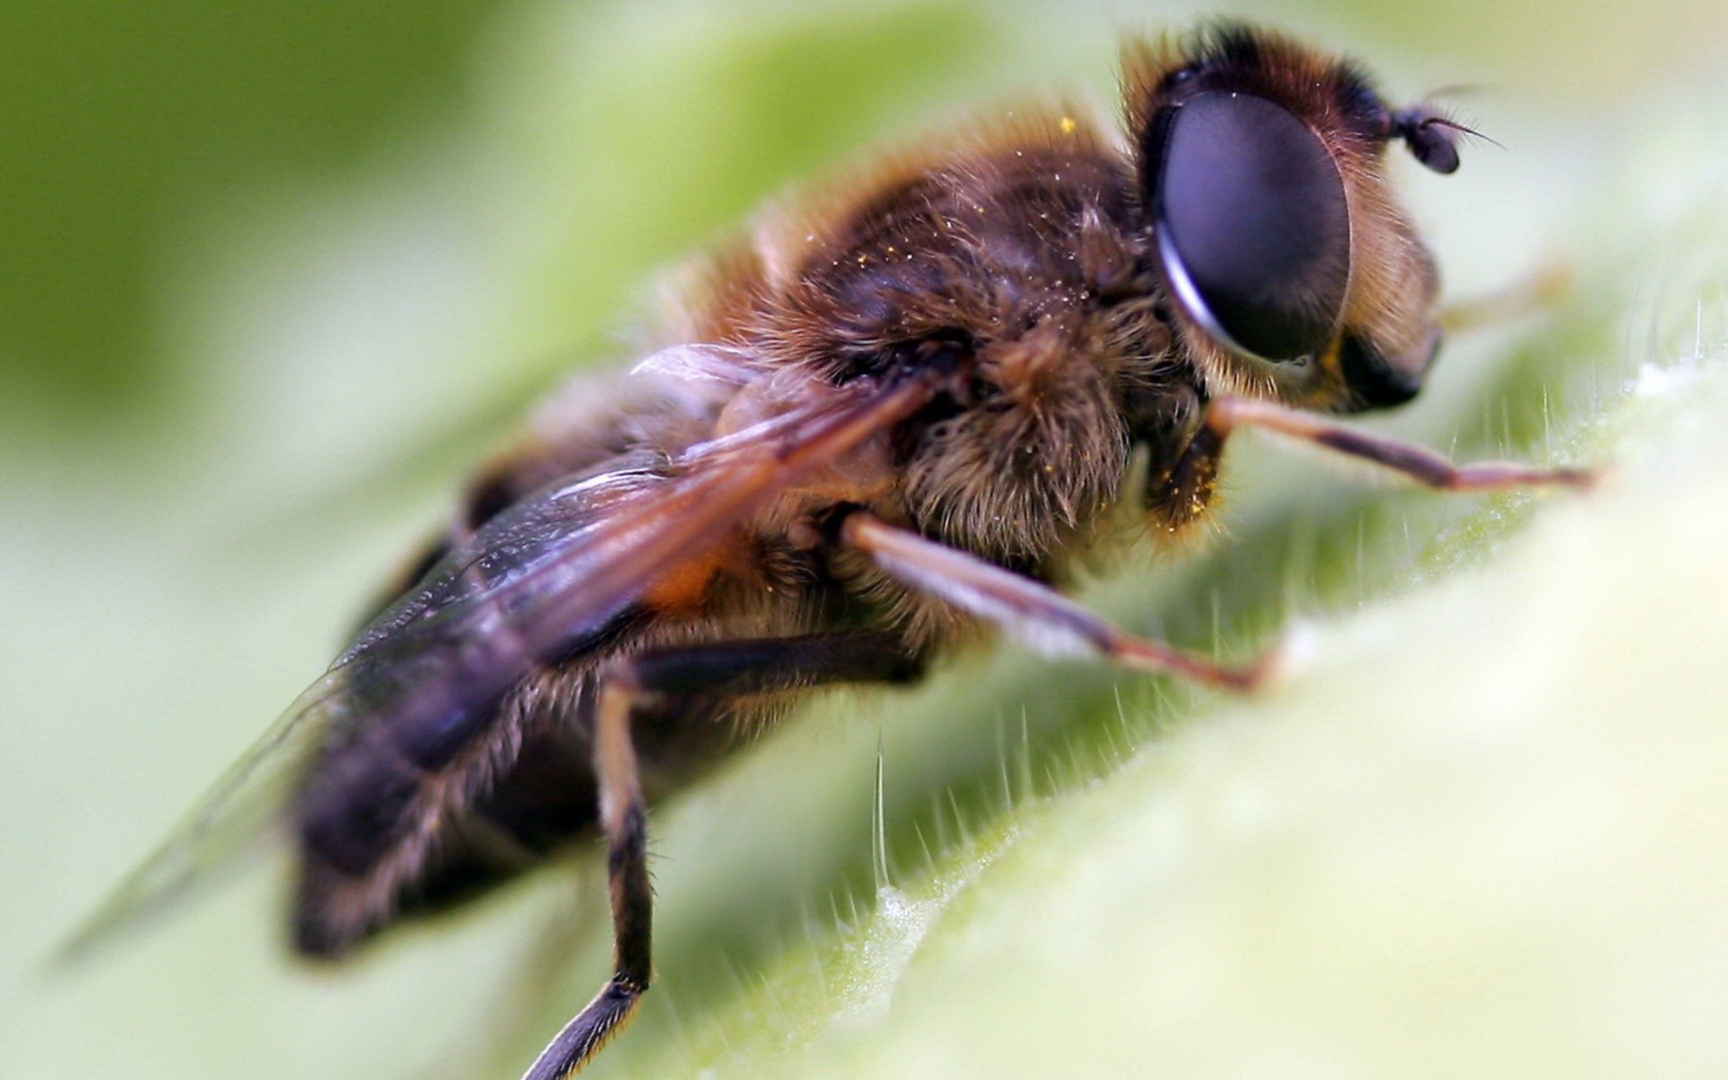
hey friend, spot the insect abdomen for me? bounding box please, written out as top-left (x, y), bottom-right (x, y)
top-left (291, 648), bottom-right (604, 955)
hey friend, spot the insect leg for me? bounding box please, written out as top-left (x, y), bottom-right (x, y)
top-left (521, 633), bottom-right (921, 1080)
top-left (1205, 396), bottom-right (1596, 491)
top-left (840, 512), bottom-right (1273, 691)
top-left (1440, 260), bottom-right (1571, 334)
top-left (518, 676), bottom-right (649, 1080)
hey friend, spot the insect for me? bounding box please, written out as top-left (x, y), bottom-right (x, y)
top-left (65, 21), bottom-right (1592, 1079)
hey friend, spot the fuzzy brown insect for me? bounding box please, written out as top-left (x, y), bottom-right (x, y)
top-left (66, 21), bottom-right (1592, 1078)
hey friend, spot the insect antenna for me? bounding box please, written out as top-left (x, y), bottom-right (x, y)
top-left (1415, 114), bottom-right (1506, 150)
top-left (1387, 102), bottom-right (1504, 173)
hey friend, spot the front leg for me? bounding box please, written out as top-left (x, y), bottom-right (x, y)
top-left (1205, 396), bottom-right (1596, 492)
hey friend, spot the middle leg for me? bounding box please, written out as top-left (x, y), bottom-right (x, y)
top-left (840, 512), bottom-right (1274, 691)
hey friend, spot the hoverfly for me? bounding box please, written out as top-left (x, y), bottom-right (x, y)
top-left (64, 22), bottom-right (1592, 1079)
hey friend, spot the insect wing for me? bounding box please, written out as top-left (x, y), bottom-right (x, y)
top-left (52, 468), bottom-right (651, 966)
top-left (57, 368), bottom-right (938, 964)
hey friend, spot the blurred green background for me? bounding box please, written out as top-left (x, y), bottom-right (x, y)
top-left (6, 1), bottom-right (1728, 1077)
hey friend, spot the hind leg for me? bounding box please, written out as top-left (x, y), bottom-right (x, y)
top-left (520, 633), bottom-right (921, 1079)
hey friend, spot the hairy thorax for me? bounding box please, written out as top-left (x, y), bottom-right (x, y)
top-left (677, 112), bottom-right (1204, 592)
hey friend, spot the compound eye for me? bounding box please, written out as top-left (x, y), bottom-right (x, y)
top-left (1152, 92), bottom-right (1351, 364)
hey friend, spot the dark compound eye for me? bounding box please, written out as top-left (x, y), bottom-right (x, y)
top-left (1150, 91), bottom-right (1351, 364)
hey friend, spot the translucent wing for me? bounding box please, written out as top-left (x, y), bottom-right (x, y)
top-left (56, 365), bottom-right (940, 965)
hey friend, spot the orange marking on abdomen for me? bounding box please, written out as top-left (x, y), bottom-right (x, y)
top-left (641, 546), bottom-right (730, 612)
